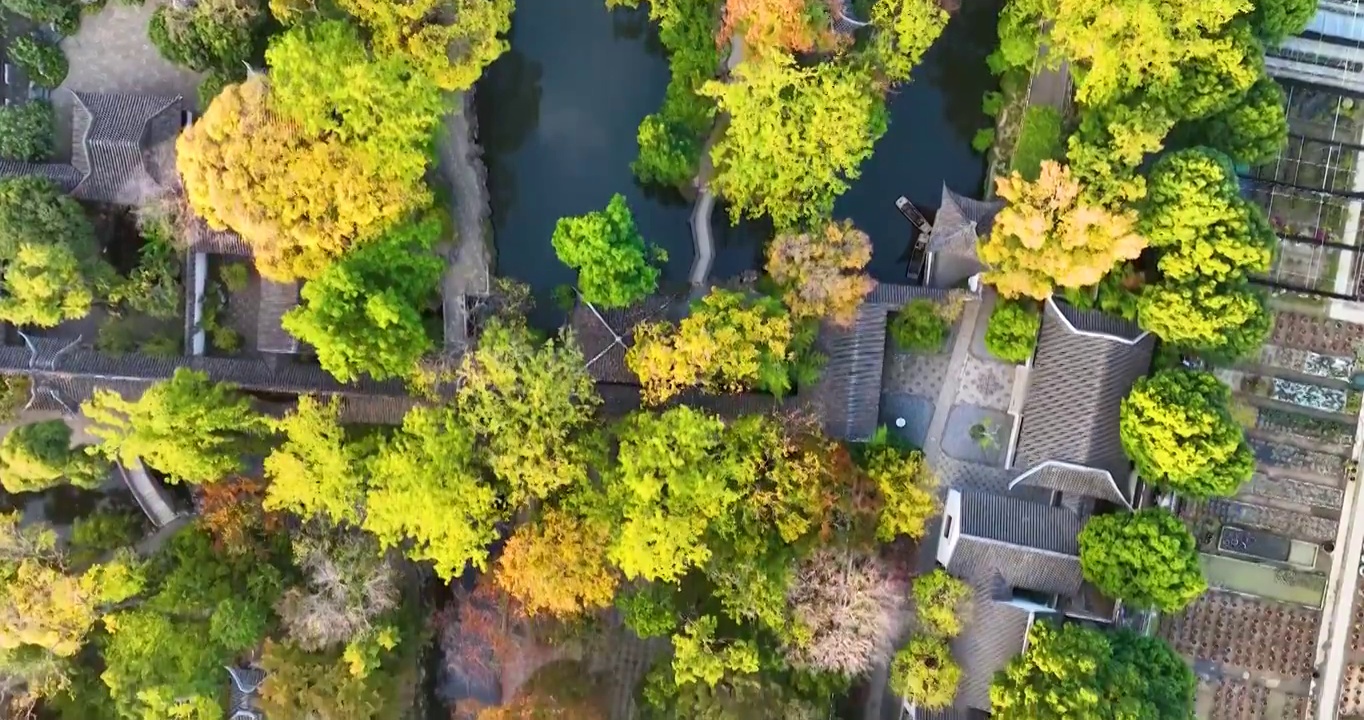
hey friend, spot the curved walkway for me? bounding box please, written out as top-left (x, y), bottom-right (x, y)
top-left (687, 39), bottom-right (745, 294)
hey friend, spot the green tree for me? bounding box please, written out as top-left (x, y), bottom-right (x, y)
top-left (263, 395), bottom-right (374, 525)
top-left (265, 19), bottom-right (443, 182)
top-left (911, 569), bottom-right (969, 638)
top-left (0, 419), bottom-right (108, 493)
top-left (0, 243), bottom-right (93, 328)
top-left (1065, 99), bottom-right (1173, 207)
top-left (1248, 0), bottom-right (1315, 45)
top-left (868, 0), bottom-right (949, 84)
top-left (1078, 509), bottom-right (1207, 610)
top-left (889, 636), bottom-right (959, 710)
top-left (671, 615), bottom-right (760, 688)
top-left (0, 100), bottom-right (54, 161)
top-left (335, 0), bottom-right (513, 91)
top-left (701, 53), bottom-right (888, 228)
top-left (282, 215), bottom-right (445, 383)
top-left (82, 368), bottom-right (270, 484)
top-left (860, 430), bottom-right (939, 542)
top-left (990, 622), bottom-right (1195, 720)
top-left (1136, 280), bottom-right (1271, 361)
top-left (634, 112), bottom-right (701, 188)
top-left (148, 0), bottom-right (263, 73)
top-left (604, 406), bottom-right (736, 582)
top-left (364, 406), bottom-right (499, 580)
top-left (889, 298), bottom-right (949, 353)
top-left (983, 299), bottom-right (1040, 363)
top-left (0, 178), bottom-right (95, 260)
top-left (551, 194), bottom-right (660, 308)
top-left (257, 639), bottom-right (399, 720)
top-left (1142, 148), bottom-right (1275, 284)
top-left (1150, 23), bottom-right (1262, 122)
top-left (1176, 76), bottom-right (1288, 166)
top-left (9, 37), bottom-right (66, 88)
top-left (1119, 369), bottom-right (1254, 497)
top-left (456, 318), bottom-right (601, 503)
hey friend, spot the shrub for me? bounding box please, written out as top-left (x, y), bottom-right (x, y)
top-left (218, 262), bottom-right (249, 294)
top-left (984, 299), bottom-right (1040, 363)
top-left (890, 298), bottom-right (949, 353)
top-left (912, 569), bottom-right (970, 638)
top-left (971, 127), bottom-right (995, 153)
top-left (889, 636), bottom-right (959, 710)
top-left (1, 0), bottom-right (77, 26)
top-left (148, 0), bottom-right (261, 73)
top-left (0, 101), bottom-right (55, 162)
top-left (9, 37), bottom-right (68, 89)
top-left (632, 113), bottom-right (699, 188)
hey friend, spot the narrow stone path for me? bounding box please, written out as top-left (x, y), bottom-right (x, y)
top-left (434, 91), bottom-right (493, 352)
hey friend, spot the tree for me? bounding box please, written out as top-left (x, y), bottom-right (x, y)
top-left (0, 178), bottom-right (96, 261)
top-left (672, 615), bottom-right (761, 687)
top-left (0, 101), bottom-right (54, 161)
top-left (265, 19), bottom-right (443, 181)
top-left (784, 548), bottom-right (904, 677)
top-left (1120, 369), bottom-right (1254, 497)
top-left (1142, 148), bottom-right (1275, 284)
top-left (258, 639), bottom-right (400, 720)
top-left (1078, 509), bottom-right (1207, 611)
top-left (335, 0), bottom-right (513, 91)
top-left (868, 0), bottom-right (949, 84)
top-left (990, 621), bottom-right (1195, 720)
top-left (626, 289), bottom-right (800, 404)
top-left (197, 477), bottom-right (280, 558)
top-left (457, 318), bottom-right (601, 503)
top-left (264, 396), bottom-right (374, 525)
top-left (0, 419), bottom-right (107, 493)
top-left (100, 610), bottom-right (234, 720)
top-left (1148, 23), bottom-right (1262, 122)
top-left (765, 220), bottom-right (875, 326)
top-left (911, 569), bottom-right (969, 639)
top-left (178, 76), bottom-right (431, 280)
top-left (552, 194), bottom-right (660, 308)
top-left (479, 660), bottom-right (609, 720)
top-left (1177, 77), bottom-right (1288, 167)
top-left (82, 368), bottom-right (269, 484)
top-left (888, 636), bottom-right (959, 710)
top-left (980, 161), bottom-right (1147, 299)
top-left (0, 243), bottom-right (93, 328)
top-left (1136, 280), bottom-right (1271, 361)
top-left (1248, 0), bottom-right (1315, 44)
top-left (701, 54), bottom-right (888, 228)
top-left (9, 36), bottom-right (66, 88)
top-left (1035, 0), bottom-right (1250, 107)
top-left (719, 0), bottom-right (832, 55)
top-left (983, 299), bottom-right (1040, 364)
top-left (1065, 100), bottom-right (1173, 208)
top-left (364, 406), bottom-right (499, 580)
top-left (281, 216), bottom-right (444, 382)
top-left (275, 529), bottom-right (400, 651)
top-left (604, 406), bottom-right (736, 582)
top-left (860, 430), bottom-right (939, 542)
top-left (494, 509), bottom-right (618, 618)
top-left (149, 0), bottom-right (262, 72)
top-left (889, 298), bottom-right (949, 353)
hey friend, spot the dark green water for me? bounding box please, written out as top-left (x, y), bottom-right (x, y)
top-left (476, 0), bottom-right (998, 312)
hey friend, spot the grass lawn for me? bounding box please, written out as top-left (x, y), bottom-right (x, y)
top-left (1010, 105), bottom-right (1064, 180)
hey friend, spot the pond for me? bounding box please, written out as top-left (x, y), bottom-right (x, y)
top-left (476, 0), bottom-right (998, 325)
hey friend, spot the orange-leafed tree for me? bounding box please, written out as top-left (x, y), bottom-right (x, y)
top-left (766, 219), bottom-right (875, 326)
top-left (493, 509), bottom-right (618, 618)
top-left (197, 476), bottom-right (282, 558)
top-left (978, 160), bottom-right (1147, 300)
top-left (721, 0), bottom-right (837, 55)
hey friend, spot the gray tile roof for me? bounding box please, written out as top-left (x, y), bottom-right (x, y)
top-left (0, 93), bottom-right (182, 206)
top-left (570, 295), bottom-right (680, 386)
top-left (928, 184), bottom-right (1003, 257)
top-left (256, 279), bottom-right (300, 354)
top-left (186, 228), bottom-right (252, 257)
top-left (1012, 299), bottom-right (1153, 484)
top-left (1008, 461), bottom-right (1132, 509)
top-left (950, 575), bottom-right (1048, 712)
top-left (947, 490), bottom-right (1084, 597)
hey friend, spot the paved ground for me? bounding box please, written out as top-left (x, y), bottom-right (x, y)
top-left (59, 0), bottom-right (202, 102)
top-left (434, 91), bottom-right (493, 350)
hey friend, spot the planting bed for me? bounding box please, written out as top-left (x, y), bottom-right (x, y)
top-left (1248, 438), bottom-right (1347, 478)
top-left (1255, 407), bottom-right (1355, 449)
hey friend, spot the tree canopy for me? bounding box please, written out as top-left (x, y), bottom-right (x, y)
top-left (889, 636), bottom-right (959, 710)
top-left (701, 53), bottom-right (888, 228)
top-left (0, 242), bottom-right (93, 328)
top-left (456, 318), bottom-right (601, 504)
top-left (177, 75), bottom-right (431, 281)
top-left (1248, 0), bottom-right (1315, 45)
top-left (0, 177), bottom-right (106, 326)
top-left (363, 406), bottom-right (499, 580)
top-left (1176, 76), bottom-right (1287, 167)
top-left (263, 395), bottom-right (374, 525)
top-left (335, 0), bottom-right (513, 91)
top-left (765, 220), bottom-right (875, 327)
top-left (281, 215), bottom-right (445, 383)
top-left (990, 622), bottom-right (1196, 720)
top-left (980, 160), bottom-right (1147, 299)
top-left (911, 569), bottom-right (969, 639)
top-left (626, 289), bottom-right (804, 404)
top-left (1119, 369), bottom-right (1254, 497)
top-left (868, 0), bottom-right (950, 84)
top-left (551, 194), bottom-right (660, 309)
top-left (495, 508), bottom-right (618, 618)
top-left (0, 420), bottom-right (107, 493)
top-left (1078, 509), bottom-right (1207, 611)
top-left (82, 368), bottom-right (269, 484)
top-left (1137, 280), bottom-right (1272, 362)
